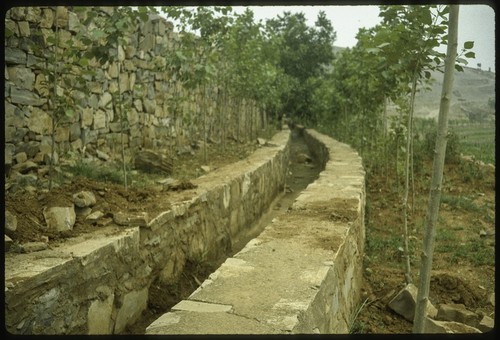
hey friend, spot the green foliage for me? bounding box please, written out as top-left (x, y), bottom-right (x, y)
top-left (66, 161), bottom-right (123, 184)
top-left (420, 129), bottom-right (462, 164)
top-left (265, 11), bottom-right (337, 122)
top-left (450, 239), bottom-right (495, 266)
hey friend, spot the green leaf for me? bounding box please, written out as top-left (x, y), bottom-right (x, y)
top-left (464, 51), bottom-right (475, 58)
top-left (65, 108), bottom-right (74, 117)
top-left (463, 41), bottom-right (474, 49)
top-left (455, 64), bottom-right (464, 72)
top-left (377, 42), bottom-right (390, 49)
top-left (78, 58), bottom-right (89, 67)
top-left (424, 71), bottom-right (431, 79)
top-left (366, 47), bottom-right (380, 54)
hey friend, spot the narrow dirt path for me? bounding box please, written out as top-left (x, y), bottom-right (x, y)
top-left (123, 130), bottom-right (321, 334)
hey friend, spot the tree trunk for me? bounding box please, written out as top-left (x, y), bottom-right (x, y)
top-left (402, 73), bottom-right (418, 285)
top-left (49, 17), bottom-right (60, 191)
top-left (413, 5), bottom-right (459, 333)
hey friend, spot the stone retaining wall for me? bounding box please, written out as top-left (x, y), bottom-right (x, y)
top-left (146, 129), bottom-right (366, 334)
top-left (4, 130), bottom-right (290, 335)
top-left (5, 6), bottom-right (263, 183)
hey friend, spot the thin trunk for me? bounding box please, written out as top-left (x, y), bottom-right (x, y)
top-left (250, 101), bottom-right (254, 141)
top-left (384, 96), bottom-right (389, 185)
top-left (49, 20), bottom-right (59, 191)
top-left (202, 84), bottom-right (207, 163)
top-left (413, 5), bottom-right (459, 333)
top-left (402, 73), bottom-right (418, 285)
top-left (222, 88), bottom-right (227, 151)
top-left (236, 98), bottom-right (241, 143)
top-left (117, 58), bottom-right (128, 191)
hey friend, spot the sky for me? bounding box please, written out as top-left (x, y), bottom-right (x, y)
top-left (233, 5), bottom-right (496, 72)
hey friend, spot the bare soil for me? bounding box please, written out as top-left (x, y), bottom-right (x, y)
top-left (355, 157), bottom-right (495, 333)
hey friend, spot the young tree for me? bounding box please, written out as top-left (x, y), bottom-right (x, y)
top-left (266, 11), bottom-right (336, 123)
top-left (412, 5), bottom-right (460, 332)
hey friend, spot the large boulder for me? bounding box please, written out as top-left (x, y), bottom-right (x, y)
top-left (43, 205), bottom-right (76, 232)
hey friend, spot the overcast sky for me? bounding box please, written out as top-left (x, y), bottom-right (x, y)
top-left (233, 5), bottom-right (495, 72)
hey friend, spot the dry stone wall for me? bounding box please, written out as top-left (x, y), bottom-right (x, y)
top-left (4, 130), bottom-right (290, 335)
top-left (4, 6), bottom-right (262, 181)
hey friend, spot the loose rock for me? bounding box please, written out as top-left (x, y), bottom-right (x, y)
top-left (436, 303), bottom-right (480, 328)
top-left (5, 235), bottom-right (14, 251)
top-left (73, 190), bottom-right (97, 208)
top-left (21, 241), bottom-right (48, 253)
top-left (43, 205), bottom-right (76, 232)
top-left (477, 315), bottom-right (494, 332)
top-left (113, 211), bottom-right (149, 227)
top-left (425, 317), bottom-right (482, 333)
top-left (388, 283), bottom-right (438, 322)
top-left (5, 210), bottom-right (18, 234)
top-left (86, 210), bottom-right (104, 223)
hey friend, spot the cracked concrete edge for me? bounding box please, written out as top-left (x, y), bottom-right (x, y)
top-left (145, 309), bottom-right (281, 335)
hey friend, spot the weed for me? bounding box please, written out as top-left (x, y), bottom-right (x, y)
top-left (435, 226), bottom-right (458, 242)
top-left (449, 239), bottom-right (495, 266)
top-left (349, 298), bottom-right (369, 334)
top-left (458, 158), bottom-right (485, 183)
top-left (66, 160), bottom-right (123, 184)
top-left (441, 194), bottom-right (481, 213)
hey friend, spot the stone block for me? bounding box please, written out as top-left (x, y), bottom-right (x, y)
top-left (15, 152), bottom-right (28, 164)
top-left (424, 317), bottom-right (481, 333)
top-left (54, 125), bottom-right (70, 143)
top-left (93, 110), bottom-right (107, 130)
top-left (28, 107), bottom-right (52, 134)
top-left (5, 210), bottom-right (18, 234)
top-left (16, 141), bottom-right (40, 158)
top-left (81, 107), bottom-right (94, 128)
top-left (114, 288), bottom-right (148, 333)
top-left (113, 212), bottom-right (149, 227)
top-left (12, 160), bottom-right (37, 174)
top-left (8, 66), bottom-right (35, 91)
top-left (5, 47), bottom-right (27, 64)
top-left (10, 87), bottom-right (45, 106)
top-left (87, 290), bottom-right (114, 334)
top-left (40, 8), bottom-right (54, 28)
top-left (26, 7), bottom-right (42, 23)
top-left (73, 190), bottom-right (97, 208)
top-left (21, 241), bottom-right (48, 253)
top-left (5, 235), bottom-right (14, 252)
top-left (55, 6), bottom-right (68, 28)
top-left (436, 303), bottom-right (480, 328)
top-left (43, 205), bottom-right (76, 232)
top-left (98, 92), bottom-right (113, 109)
top-left (17, 21), bottom-right (30, 37)
top-left (477, 315), bottom-right (494, 332)
top-left (388, 283), bottom-right (438, 322)
top-left (68, 11), bottom-right (80, 32)
top-left (70, 122), bottom-right (81, 142)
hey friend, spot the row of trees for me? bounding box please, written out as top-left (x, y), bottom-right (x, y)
top-left (7, 6), bottom-right (337, 189)
top-left (310, 5), bottom-right (471, 332)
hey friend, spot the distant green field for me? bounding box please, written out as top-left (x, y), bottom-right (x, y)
top-left (449, 121), bottom-right (496, 165)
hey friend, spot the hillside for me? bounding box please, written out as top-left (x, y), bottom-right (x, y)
top-left (414, 66), bottom-right (495, 121)
top-left (333, 45), bottom-right (495, 122)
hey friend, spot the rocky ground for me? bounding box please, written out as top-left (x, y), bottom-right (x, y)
top-left (355, 157), bottom-right (495, 333)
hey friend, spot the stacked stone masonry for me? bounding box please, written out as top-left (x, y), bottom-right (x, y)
top-left (4, 131), bottom-right (290, 334)
top-left (5, 6), bottom-right (263, 176)
top-left (146, 129), bottom-right (366, 334)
